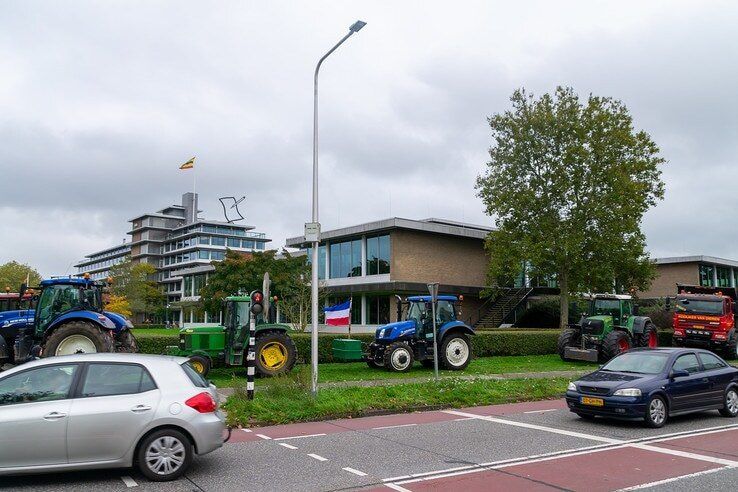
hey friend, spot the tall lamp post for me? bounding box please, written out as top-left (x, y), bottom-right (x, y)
top-left (308, 20), bottom-right (367, 396)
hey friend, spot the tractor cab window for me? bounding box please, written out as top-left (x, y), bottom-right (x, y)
top-left (36, 285), bottom-right (82, 332)
top-left (225, 301), bottom-right (250, 329)
top-left (81, 288), bottom-right (102, 312)
top-left (406, 302), bottom-right (427, 325)
top-left (436, 301), bottom-right (456, 324)
top-left (593, 299), bottom-right (621, 320)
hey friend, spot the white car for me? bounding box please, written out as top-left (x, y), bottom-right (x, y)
top-left (0, 353), bottom-right (226, 481)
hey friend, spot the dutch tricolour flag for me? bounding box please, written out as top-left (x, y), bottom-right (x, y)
top-left (324, 299), bottom-right (351, 326)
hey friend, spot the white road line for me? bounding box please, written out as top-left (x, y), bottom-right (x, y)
top-left (307, 453), bottom-right (328, 461)
top-left (384, 483), bottom-right (412, 492)
top-left (453, 417), bottom-right (475, 421)
top-left (343, 467), bottom-right (368, 476)
top-left (523, 409), bottom-right (558, 414)
top-left (274, 433), bottom-right (327, 441)
top-left (617, 466), bottom-right (736, 491)
top-left (372, 423), bottom-right (418, 430)
top-left (256, 434), bottom-right (272, 440)
top-left (241, 428), bottom-right (252, 433)
top-left (442, 409), bottom-right (621, 444)
top-left (630, 443), bottom-right (738, 467)
top-left (120, 476), bottom-right (137, 488)
top-left (278, 443), bottom-right (298, 450)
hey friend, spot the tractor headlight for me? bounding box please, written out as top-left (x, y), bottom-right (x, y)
top-left (567, 382), bottom-right (577, 392)
top-left (125, 320), bottom-right (134, 329)
top-left (613, 388), bottom-right (641, 397)
top-left (378, 329), bottom-right (386, 338)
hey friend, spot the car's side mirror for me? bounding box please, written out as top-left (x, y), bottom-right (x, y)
top-left (670, 369), bottom-right (690, 379)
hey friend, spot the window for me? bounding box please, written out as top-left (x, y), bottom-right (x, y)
top-left (183, 276), bottom-right (193, 296)
top-left (0, 364), bottom-right (78, 406)
top-left (307, 245), bottom-right (327, 279)
top-left (698, 352), bottom-right (726, 370)
top-left (242, 240), bottom-right (254, 249)
top-left (717, 267), bottom-right (731, 288)
top-left (673, 353), bottom-right (700, 374)
top-left (199, 236), bottom-right (210, 245)
top-left (211, 251), bottom-right (225, 261)
top-left (699, 265), bottom-right (715, 287)
top-left (199, 250), bottom-right (210, 260)
top-left (367, 235), bottom-right (390, 275)
top-left (181, 362), bottom-right (208, 388)
top-left (193, 274), bottom-right (206, 296)
top-left (228, 238), bottom-right (240, 248)
top-left (328, 297), bottom-right (361, 324)
top-left (329, 239), bottom-right (362, 278)
top-left (81, 364), bottom-right (156, 397)
top-left (367, 296), bottom-right (390, 325)
top-left (211, 236), bottom-right (226, 246)
top-left (255, 242), bottom-right (265, 250)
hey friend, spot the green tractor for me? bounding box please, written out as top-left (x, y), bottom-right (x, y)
top-left (558, 294), bottom-right (658, 363)
top-left (166, 291), bottom-right (297, 378)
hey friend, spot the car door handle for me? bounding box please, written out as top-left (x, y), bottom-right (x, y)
top-left (43, 411), bottom-right (67, 421)
top-left (131, 404), bottom-right (152, 413)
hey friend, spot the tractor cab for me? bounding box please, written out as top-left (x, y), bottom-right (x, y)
top-left (589, 295), bottom-right (634, 327)
top-left (222, 294), bottom-right (254, 366)
top-left (34, 278), bottom-right (106, 335)
top-left (404, 296), bottom-right (458, 339)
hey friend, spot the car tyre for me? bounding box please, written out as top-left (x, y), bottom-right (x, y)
top-left (384, 341), bottom-right (414, 372)
top-left (137, 428), bottom-right (193, 482)
top-left (557, 328), bottom-right (581, 361)
top-left (644, 395), bottom-right (668, 428)
top-left (719, 387), bottom-right (738, 417)
top-left (187, 354), bottom-right (211, 377)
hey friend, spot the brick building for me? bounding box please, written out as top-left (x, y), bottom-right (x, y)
top-left (639, 256), bottom-right (738, 299)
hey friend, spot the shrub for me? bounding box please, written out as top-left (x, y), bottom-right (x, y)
top-left (137, 335), bottom-right (177, 355)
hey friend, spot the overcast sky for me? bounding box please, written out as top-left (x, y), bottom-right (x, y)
top-left (1, 1), bottom-right (737, 277)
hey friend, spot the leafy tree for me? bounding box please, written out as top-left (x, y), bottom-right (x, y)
top-left (109, 258), bottom-right (164, 320)
top-left (476, 87), bottom-right (665, 329)
top-left (0, 261), bottom-right (42, 291)
top-left (105, 294), bottom-right (132, 317)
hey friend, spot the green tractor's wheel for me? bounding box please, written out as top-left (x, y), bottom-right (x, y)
top-left (188, 355), bottom-right (211, 377)
top-left (636, 323), bottom-right (658, 349)
top-left (601, 330), bottom-right (632, 362)
top-left (254, 332), bottom-right (297, 377)
top-left (557, 328), bottom-right (581, 361)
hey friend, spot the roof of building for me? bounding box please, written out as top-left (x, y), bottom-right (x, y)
top-left (654, 255), bottom-right (738, 268)
top-left (285, 217), bottom-right (494, 247)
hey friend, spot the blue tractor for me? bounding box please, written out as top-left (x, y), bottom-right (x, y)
top-left (0, 277), bottom-right (137, 369)
top-left (366, 295), bottom-right (475, 372)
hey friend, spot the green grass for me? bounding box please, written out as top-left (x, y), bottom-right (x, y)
top-left (223, 367), bottom-right (569, 426)
top-left (205, 354), bottom-right (597, 388)
top-left (132, 328), bottom-right (178, 337)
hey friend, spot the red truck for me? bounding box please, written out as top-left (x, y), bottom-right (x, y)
top-left (672, 284), bottom-right (738, 359)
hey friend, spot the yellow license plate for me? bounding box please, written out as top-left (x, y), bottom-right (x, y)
top-left (581, 397), bottom-right (604, 407)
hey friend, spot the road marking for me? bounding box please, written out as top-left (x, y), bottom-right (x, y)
top-left (120, 476), bottom-right (137, 488)
top-left (384, 483), bottom-right (412, 492)
top-left (278, 443), bottom-right (298, 450)
top-left (630, 443), bottom-right (738, 467)
top-left (256, 434), bottom-right (272, 440)
top-left (442, 409), bottom-right (621, 444)
top-left (523, 409), bottom-right (558, 414)
top-left (274, 433), bottom-right (327, 441)
top-left (453, 417), bottom-right (475, 421)
top-left (241, 428), bottom-right (252, 433)
top-left (307, 453), bottom-right (328, 461)
top-left (343, 467), bottom-right (368, 476)
top-left (372, 423), bottom-right (418, 430)
top-left (617, 466), bottom-right (736, 491)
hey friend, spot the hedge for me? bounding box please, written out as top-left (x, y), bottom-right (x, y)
top-left (136, 329), bottom-right (678, 362)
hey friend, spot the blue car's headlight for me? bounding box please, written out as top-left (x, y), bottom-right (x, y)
top-left (613, 388), bottom-right (642, 397)
top-left (567, 382), bottom-right (577, 391)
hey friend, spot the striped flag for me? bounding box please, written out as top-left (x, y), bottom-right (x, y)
top-left (180, 157), bottom-right (195, 170)
top-left (324, 300), bottom-right (351, 326)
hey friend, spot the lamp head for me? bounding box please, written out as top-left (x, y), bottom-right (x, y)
top-left (349, 20), bottom-right (367, 32)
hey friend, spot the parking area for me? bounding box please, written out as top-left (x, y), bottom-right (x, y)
top-left (3, 399), bottom-right (738, 491)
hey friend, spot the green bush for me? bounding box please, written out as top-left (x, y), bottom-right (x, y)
top-left (137, 335), bottom-right (177, 355)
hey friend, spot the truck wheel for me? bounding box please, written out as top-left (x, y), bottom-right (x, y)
top-left (637, 323), bottom-right (658, 349)
top-left (136, 428), bottom-right (193, 481)
top-left (187, 355), bottom-right (211, 377)
top-left (43, 321), bottom-right (114, 356)
top-left (115, 330), bottom-right (139, 353)
top-left (601, 330), bottom-right (632, 362)
top-left (384, 342), bottom-right (414, 372)
top-left (644, 395), bottom-right (668, 428)
top-left (440, 333), bottom-right (471, 370)
top-left (255, 332), bottom-right (297, 377)
top-left (557, 329), bottom-right (581, 361)
top-left (719, 387), bottom-right (738, 417)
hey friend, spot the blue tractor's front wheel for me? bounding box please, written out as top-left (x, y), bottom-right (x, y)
top-left (384, 341), bottom-right (414, 372)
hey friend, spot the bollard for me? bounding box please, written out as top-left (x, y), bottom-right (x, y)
top-left (247, 311), bottom-right (256, 400)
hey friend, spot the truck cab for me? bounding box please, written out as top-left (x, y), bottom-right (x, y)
top-left (672, 284), bottom-right (738, 359)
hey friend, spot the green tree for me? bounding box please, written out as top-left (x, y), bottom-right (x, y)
top-left (109, 258), bottom-right (164, 320)
top-left (0, 261), bottom-right (42, 291)
top-left (476, 87), bottom-right (665, 329)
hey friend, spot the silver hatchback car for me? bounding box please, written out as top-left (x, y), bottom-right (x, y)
top-left (0, 353), bottom-right (226, 481)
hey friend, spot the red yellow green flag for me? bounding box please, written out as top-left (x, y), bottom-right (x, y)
top-left (180, 157), bottom-right (195, 170)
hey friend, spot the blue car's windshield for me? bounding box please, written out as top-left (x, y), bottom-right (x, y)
top-left (602, 352), bottom-right (669, 374)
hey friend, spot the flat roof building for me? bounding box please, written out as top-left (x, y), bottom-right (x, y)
top-left (639, 255), bottom-right (738, 299)
top-left (74, 243), bottom-right (131, 281)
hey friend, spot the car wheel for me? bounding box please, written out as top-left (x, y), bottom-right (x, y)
top-left (137, 429), bottom-right (193, 482)
top-left (644, 395), bottom-right (668, 428)
top-left (383, 342), bottom-right (414, 372)
top-left (576, 413), bottom-right (596, 420)
top-left (719, 387), bottom-right (738, 417)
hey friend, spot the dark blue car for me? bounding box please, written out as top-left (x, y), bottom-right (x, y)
top-left (566, 347), bottom-right (738, 427)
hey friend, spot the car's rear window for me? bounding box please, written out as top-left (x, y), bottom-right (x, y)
top-left (181, 361), bottom-right (208, 388)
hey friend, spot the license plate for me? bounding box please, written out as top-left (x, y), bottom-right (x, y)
top-left (581, 397), bottom-right (604, 407)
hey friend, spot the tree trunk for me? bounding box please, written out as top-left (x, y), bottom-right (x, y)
top-left (559, 272), bottom-right (569, 331)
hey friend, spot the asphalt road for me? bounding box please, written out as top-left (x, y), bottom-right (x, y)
top-left (3, 399), bottom-right (738, 491)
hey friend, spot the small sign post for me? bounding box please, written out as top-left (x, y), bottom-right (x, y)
top-left (304, 222), bottom-right (321, 242)
top-left (427, 282), bottom-right (440, 380)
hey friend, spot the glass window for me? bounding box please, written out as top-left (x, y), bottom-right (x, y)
top-left (367, 237), bottom-right (378, 275)
top-left (717, 267), bottom-right (731, 288)
top-left (81, 364), bottom-right (156, 397)
top-left (199, 236), bottom-right (210, 245)
top-left (211, 251), bottom-right (225, 261)
top-left (367, 296), bottom-right (390, 325)
top-left (675, 297), bottom-right (723, 314)
top-left (673, 353), bottom-right (701, 374)
top-left (602, 352), bottom-right (669, 374)
top-left (217, 226), bottom-right (230, 235)
top-left (0, 364), bottom-right (78, 406)
top-left (242, 240), bottom-right (254, 249)
top-left (378, 235), bottom-right (390, 274)
top-left (193, 274), bottom-right (206, 296)
top-left (330, 240), bottom-right (363, 278)
top-left (699, 265), bottom-right (715, 287)
top-left (199, 250), bottom-right (210, 260)
top-left (330, 243), bottom-right (340, 278)
top-left (699, 352), bottom-right (726, 370)
top-left (227, 238), bottom-right (240, 248)
top-left (183, 276), bottom-right (193, 296)
top-left (181, 362), bottom-right (208, 388)
top-left (340, 241), bottom-right (351, 278)
top-left (256, 242), bottom-right (265, 250)
top-left (211, 236), bottom-right (226, 246)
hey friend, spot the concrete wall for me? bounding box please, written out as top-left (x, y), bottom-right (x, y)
top-left (390, 230), bottom-right (488, 287)
top-left (639, 262), bottom-right (700, 299)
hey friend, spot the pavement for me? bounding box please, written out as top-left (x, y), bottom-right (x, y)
top-left (3, 398), bottom-right (738, 491)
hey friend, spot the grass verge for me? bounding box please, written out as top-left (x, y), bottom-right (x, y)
top-left (223, 366), bottom-right (569, 426)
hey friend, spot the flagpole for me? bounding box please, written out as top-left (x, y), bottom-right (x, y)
top-left (192, 163), bottom-right (196, 223)
top-left (348, 297), bottom-right (352, 339)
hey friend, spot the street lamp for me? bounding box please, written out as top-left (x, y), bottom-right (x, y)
top-left (308, 20), bottom-right (367, 396)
